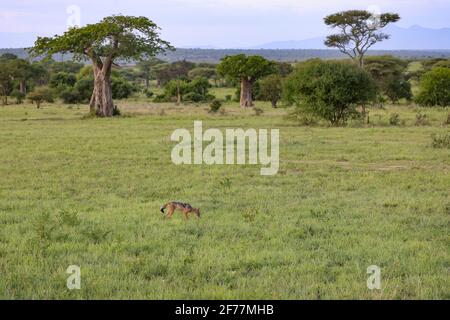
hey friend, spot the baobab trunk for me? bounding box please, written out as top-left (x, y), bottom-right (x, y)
top-left (240, 78), bottom-right (253, 108)
top-left (19, 80), bottom-right (27, 94)
top-left (89, 64), bottom-right (114, 117)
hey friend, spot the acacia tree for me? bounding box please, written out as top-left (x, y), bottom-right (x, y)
top-left (324, 10), bottom-right (400, 67)
top-left (258, 74), bottom-right (283, 108)
top-left (137, 57), bottom-right (163, 88)
top-left (31, 15), bottom-right (172, 117)
top-left (217, 55), bottom-right (275, 107)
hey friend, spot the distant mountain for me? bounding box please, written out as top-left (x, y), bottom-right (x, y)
top-left (253, 25), bottom-right (450, 50)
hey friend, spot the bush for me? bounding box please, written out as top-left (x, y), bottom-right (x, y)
top-left (111, 77), bottom-right (137, 99)
top-left (49, 72), bottom-right (77, 89)
top-left (431, 133), bottom-right (450, 149)
top-left (209, 99), bottom-right (222, 113)
top-left (225, 94), bottom-right (232, 101)
top-left (253, 107), bottom-right (264, 116)
top-left (258, 74), bottom-right (283, 108)
top-left (283, 60), bottom-right (377, 126)
top-left (60, 87), bottom-right (82, 104)
top-left (183, 92), bottom-right (204, 103)
top-left (416, 67), bottom-right (450, 106)
top-left (286, 108), bottom-right (318, 126)
top-left (415, 113), bottom-right (429, 126)
top-left (143, 88), bottom-right (154, 98)
top-left (10, 90), bottom-right (25, 104)
top-left (389, 113), bottom-right (401, 126)
top-left (28, 87), bottom-right (55, 108)
top-left (158, 77), bottom-right (213, 103)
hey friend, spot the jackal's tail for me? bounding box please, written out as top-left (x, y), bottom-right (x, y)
top-left (160, 203), bottom-right (168, 214)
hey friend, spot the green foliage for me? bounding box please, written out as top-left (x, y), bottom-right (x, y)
top-left (111, 76), bottom-right (137, 99)
top-left (27, 87), bottom-right (55, 108)
top-left (209, 99), bottom-right (222, 113)
top-left (283, 60), bottom-right (377, 126)
top-left (136, 57), bottom-right (163, 86)
top-left (30, 15), bottom-right (172, 63)
top-left (0, 59), bottom-right (16, 104)
top-left (60, 87), bottom-right (82, 104)
top-left (10, 90), bottom-right (26, 104)
top-left (188, 67), bottom-right (217, 80)
top-left (365, 55), bottom-right (412, 103)
top-left (257, 74), bottom-right (283, 107)
top-left (217, 54), bottom-right (276, 82)
top-left (415, 113), bottom-right (429, 126)
top-left (49, 72), bottom-right (77, 89)
top-left (143, 88), bottom-right (154, 98)
top-left (416, 67), bottom-right (450, 106)
top-left (154, 60), bottom-right (196, 86)
top-left (389, 113), bottom-right (401, 126)
top-left (430, 133), bottom-right (450, 149)
top-left (324, 10), bottom-right (400, 66)
top-left (159, 76), bottom-right (213, 103)
top-left (275, 62), bottom-right (294, 77)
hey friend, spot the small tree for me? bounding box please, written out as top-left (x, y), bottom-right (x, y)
top-left (0, 60), bottom-right (15, 105)
top-left (136, 57), bottom-right (163, 88)
top-left (28, 87), bottom-right (55, 109)
top-left (416, 67), bottom-right (450, 107)
top-left (324, 10), bottom-right (400, 67)
top-left (364, 56), bottom-right (412, 103)
top-left (31, 15), bottom-right (172, 117)
top-left (283, 60), bottom-right (377, 126)
top-left (217, 54), bottom-right (275, 107)
top-left (258, 74), bottom-right (283, 108)
top-left (188, 67), bottom-right (217, 80)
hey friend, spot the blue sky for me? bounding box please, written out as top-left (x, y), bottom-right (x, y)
top-left (1, 0), bottom-right (450, 48)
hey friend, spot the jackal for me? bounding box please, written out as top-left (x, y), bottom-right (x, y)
top-left (160, 202), bottom-right (200, 220)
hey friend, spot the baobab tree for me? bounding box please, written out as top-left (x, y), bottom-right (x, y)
top-left (217, 55), bottom-right (275, 107)
top-left (31, 15), bottom-right (172, 117)
top-left (324, 10), bottom-right (400, 67)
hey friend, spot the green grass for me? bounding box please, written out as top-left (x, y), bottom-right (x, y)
top-left (0, 99), bottom-right (449, 299)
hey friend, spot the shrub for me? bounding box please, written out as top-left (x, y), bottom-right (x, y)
top-left (415, 113), bottom-right (429, 126)
top-left (49, 72), bottom-right (77, 89)
top-left (209, 99), bottom-right (222, 113)
top-left (60, 87), bottom-right (82, 104)
top-left (389, 113), bottom-right (401, 126)
top-left (431, 133), bottom-right (450, 149)
top-left (283, 60), bottom-right (377, 126)
top-left (257, 74), bottom-right (283, 108)
top-left (143, 88), bottom-right (154, 98)
top-left (28, 87), bottom-right (55, 108)
top-left (225, 94), bottom-right (232, 101)
top-left (416, 67), bottom-right (450, 106)
top-left (253, 107), bottom-right (264, 116)
top-left (10, 90), bottom-right (26, 104)
top-left (111, 77), bottom-right (137, 99)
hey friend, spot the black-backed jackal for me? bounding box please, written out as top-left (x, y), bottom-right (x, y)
top-left (160, 202), bottom-right (200, 220)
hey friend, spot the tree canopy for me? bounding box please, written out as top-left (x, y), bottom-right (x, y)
top-left (217, 54), bottom-right (275, 107)
top-left (324, 10), bottom-right (400, 67)
top-left (30, 15), bottom-right (172, 116)
top-left (283, 60), bottom-right (377, 126)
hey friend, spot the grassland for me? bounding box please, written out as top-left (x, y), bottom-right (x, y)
top-left (0, 98), bottom-right (449, 299)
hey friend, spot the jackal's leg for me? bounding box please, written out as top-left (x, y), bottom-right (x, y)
top-left (183, 209), bottom-right (189, 220)
top-left (165, 206), bottom-right (175, 219)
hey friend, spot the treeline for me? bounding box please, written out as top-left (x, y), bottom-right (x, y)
top-left (1, 52), bottom-right (449, 123)
top-left (2, 47), bottom-right (450, 63)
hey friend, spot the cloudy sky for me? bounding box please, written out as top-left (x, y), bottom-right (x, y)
top-left (1, 0), bottom-right (450, 48)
